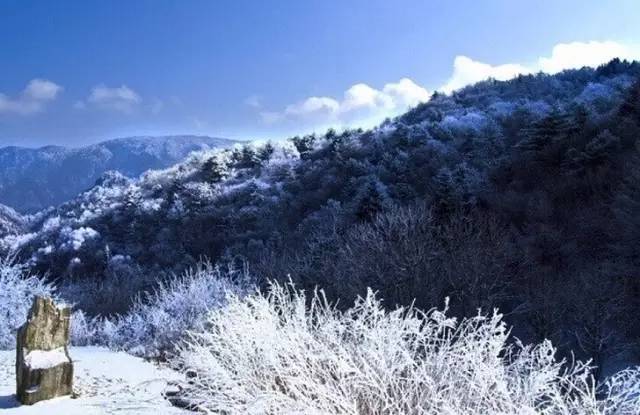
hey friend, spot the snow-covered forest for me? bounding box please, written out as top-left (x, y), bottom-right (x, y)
top-left (3, 59), bottom-right (640, 412)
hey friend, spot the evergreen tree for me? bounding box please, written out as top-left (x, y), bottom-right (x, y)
top-left (582, 130), bottom-right (620, 167)
top-left (432, 168), bottom-right (456, 214)
top-left (353, 177), bottom-right (389, 221)
top-left (291, 134), bottom-right (317, 160)
top-left (516, 109), bottom-right (575, 155)
top-left (619, 78), bottom-right (640, 121)
top-left (231, 145), bottom-right (260, 169)
top-left (257, 142), bottom-right (275, 162)
top-left (202, 157), bottom-right (226, 183)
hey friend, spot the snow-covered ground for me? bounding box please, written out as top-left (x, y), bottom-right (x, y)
top-left (0, 347), bottom-right (186, 414)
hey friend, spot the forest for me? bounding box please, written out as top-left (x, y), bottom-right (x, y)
top-left (2, 58), bottom-right (640, 398)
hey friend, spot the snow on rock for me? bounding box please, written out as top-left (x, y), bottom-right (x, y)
top-left (0, 346), bottom-right (186, 414)
top-left (23, 348), bottom-right (69, 370)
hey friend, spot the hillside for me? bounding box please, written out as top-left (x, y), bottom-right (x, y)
top-left (4, 58), bottom-right (640, 370)
top-left (0, 135), bottom-right (237, 212)
top-left (0, 204), bottom-right (25, 237)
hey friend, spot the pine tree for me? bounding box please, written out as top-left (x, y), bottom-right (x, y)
top-left (354, 177), bottom-right (388, 221)
top-left (257, 142), bottom-right (275, 162)
top-left (231, 145), bottom-right (260, 169)
top-left (619, 78), bottom-right (640, 121)
top-left (562, 130), bottom-right (620, 175)
top-left (291, 134), bottom-right (316, 160)
top-left (516, 109), bottom-right (574, 155)
top-left (432, 168), bottom-right (456, 214)
top-left (582, 130), bottom-right (620, 166)
top-left (202, 157), bottom-right (226, 183)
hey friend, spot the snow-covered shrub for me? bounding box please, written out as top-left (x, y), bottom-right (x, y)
top-left (71, 262), bottom-right (252, 358)
top-left (59, 226), bottom-right (100, 251)
top-left (69, 309), bottom-right (98, 347)
top-left (0, 256), bottom-right (54, 349)
top-left (175, 282), bottom-right (640, 414)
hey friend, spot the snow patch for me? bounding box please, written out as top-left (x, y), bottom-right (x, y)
top-left (23, 348), bottom-right (68, 369)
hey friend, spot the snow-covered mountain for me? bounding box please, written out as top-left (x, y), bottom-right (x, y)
top-left (4, 60), bottom-right (640, 371)
top-left (0, 135), bottom-right (238, 213)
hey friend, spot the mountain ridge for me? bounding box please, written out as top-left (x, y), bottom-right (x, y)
top-left (0, 135), bottom-right (239, 212)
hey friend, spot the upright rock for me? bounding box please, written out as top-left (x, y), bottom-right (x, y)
top-left (15, 296), bottom-right (73, 405)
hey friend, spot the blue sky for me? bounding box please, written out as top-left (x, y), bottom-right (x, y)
top-left (1, 0), bottom-right (640, 147)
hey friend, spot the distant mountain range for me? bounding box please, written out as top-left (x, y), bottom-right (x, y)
top-left (0, 135), bottom-right (238, 212)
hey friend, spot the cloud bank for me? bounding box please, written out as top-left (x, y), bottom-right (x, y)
top-left (260, 40), bottom-right (640, 132)
top-left (442, 41), bottom-right (640, 93)
top-left (440, 57), bottom-right (531, 94)
top-left (538, 40), bottom-right (640, 74)
top-left (260, 78), bottom-right (430, 130)
top-left (0, 79), bottom-right (62, 115)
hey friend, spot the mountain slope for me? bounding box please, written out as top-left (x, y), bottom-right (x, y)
top-left (6, 59), bottom-right (640, 368)
top-left (0, 135), bottom-right (238, 212)
top-left (10, 60), bottom-right (640, 279)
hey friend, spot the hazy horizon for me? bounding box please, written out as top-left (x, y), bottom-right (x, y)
top-left (0, 134), bottom-right (242, 150)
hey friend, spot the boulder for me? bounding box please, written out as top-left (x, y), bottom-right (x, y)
top-left (15, 296), bottom-right (73, 405)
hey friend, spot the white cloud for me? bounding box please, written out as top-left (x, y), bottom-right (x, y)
top-left (0, 79), bottom-right (62, 115)
top-left (441, 56), bottom-right (531, 94)
top-left (537, 41), bottom-right (640, 74)
top-left (383, 78), bottom-right (432, 107)
top-left (285, 96), bottom-right (341, 117)
top-left (87, 84), bottom-right (141, 113)
top-left (23, 79), bottom-right (62, 101)
top-left (263, 77), bottom-right (430, 129)
top-left (341, 83), bottom-right (392, 112)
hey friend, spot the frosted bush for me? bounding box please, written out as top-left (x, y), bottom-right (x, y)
top-left (71, 262), bottom-right (252, 358)
top-left (0, 256), bottom-right (54, 349)
top-left (59, 226), bottom-right (99, 251)
top-left (176, 282), bottom-right (640, 414)
top-left (69, 309), bottom-right (97, 347)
